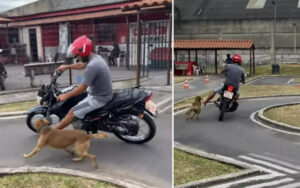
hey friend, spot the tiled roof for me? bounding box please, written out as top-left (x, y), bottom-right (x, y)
top-left (0, 16), bottom-right (12, 23)
top-left (174, 39), bottom-right (254, 49)
top-left (2, 0), bottom-right (136, 17)
top-left (122, 0), bottom-right (171, 11)
top-left (9, 9), bottom-right (135, 27)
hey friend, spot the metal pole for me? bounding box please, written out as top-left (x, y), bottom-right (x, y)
top-left (250, 49), bottom-right (252, 76)
top-left (215, 49), bottom-right (218, 74)
top-left (252, 46), bottom-right (255, 75)
top-left (126, 16), bottom-right (130, 70)
top-left (136, 11), bottom-right (141, 86)
top-left (273, 0), bottom-right (277, 65)
top-left (293, 23), bottom-right (297, 55)
top-left (253, 47), bottom-right (256, 75)
top-left (167, 13), bottom-right (172, 85)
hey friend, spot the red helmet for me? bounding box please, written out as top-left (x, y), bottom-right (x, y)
top-left (232, 54), bottom-right (242, 65)
top-left (67, 35), bottom-right (92, 58)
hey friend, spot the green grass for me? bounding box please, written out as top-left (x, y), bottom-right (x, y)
top-left (252, 64), bottom-right (300, 76)
top-left (264, 104), bottom-right (300, 128)
top-left (174, 85), bottom-right (300, 108)
top-left (0, 173), bottom-right (120, 188)
top-left (293, 78), bottom-right (300, 83)
top-left (174, 77), bottom-right (198, 83)
top-left (174, 149), bottom-right (240, 186)
top-left (0, 100), bottom-right (37, 113)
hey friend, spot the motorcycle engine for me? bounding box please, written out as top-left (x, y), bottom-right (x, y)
top-left (118, 116), bottom-right (139, 136)
top-left (72, 119), bottom-right (83, 130)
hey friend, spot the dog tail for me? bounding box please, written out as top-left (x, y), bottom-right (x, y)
top-left (89, 133), bottom-right (109, 139)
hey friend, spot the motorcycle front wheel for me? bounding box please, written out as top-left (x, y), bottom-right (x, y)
top-left (114, 113), bottom-right (156, 144)
top-left (26, 111), bottom-right (60, 133)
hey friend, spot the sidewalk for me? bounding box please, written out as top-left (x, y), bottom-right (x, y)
top-left (2, 64), bottom-right (168, 91)
top-left (0, 77), bottom-right (171, 105)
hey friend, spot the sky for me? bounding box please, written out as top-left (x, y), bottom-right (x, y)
top-left (0, 0), bottom-right (38, 13)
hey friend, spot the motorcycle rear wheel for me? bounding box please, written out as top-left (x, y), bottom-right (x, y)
top-left (218, 101), bottom-right (227, 121)
top-left (114, 113), bottom-right (156, 144)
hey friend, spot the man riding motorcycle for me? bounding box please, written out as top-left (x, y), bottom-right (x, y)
top-left (203, 54), bottom-right (245, 108)
top-left (55, 35), bottom-right (112, 130)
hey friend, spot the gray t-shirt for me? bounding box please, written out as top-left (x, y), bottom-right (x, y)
top-left (224, 64), bottom-right (245, 90)
top-left (82, 54), bottom-right (113, 102)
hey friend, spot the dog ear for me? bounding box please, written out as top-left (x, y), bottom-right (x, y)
top-left (43, 119), bottom-right (51, 126)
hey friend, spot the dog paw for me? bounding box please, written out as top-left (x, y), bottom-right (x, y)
top-left (23, 154), bottom-right (30, 158)
top-left (94, 164), bottom-right (98, 169)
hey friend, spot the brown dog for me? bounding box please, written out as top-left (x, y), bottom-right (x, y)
top-left (23, 119), bottom-right (108, 168)
top-left (185, 96), bottom-right (203, 120)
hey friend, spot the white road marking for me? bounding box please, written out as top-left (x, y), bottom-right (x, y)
top-left (209, 174), bottom-right (279, 188)
top-left (174, 108), bottom-right (188, 115)
top-left (287, 78), bottom-right (295, 84)
top-left (156, 98), bottom-right (172, 108)
top-left (0, 115), bottom-right (27, 120)
top-left (249, 153), bottom-right (300, 171)
top-left (250, 111), bottom-right (300, 136)
top-left (245, 178), bottom-right (294, 188)
top-left (277, 182), bottom-right (300, 188)
top-left (239, 156), bottom-right (298, 174)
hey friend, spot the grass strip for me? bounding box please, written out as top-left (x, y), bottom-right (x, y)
top-left (0, 100), bottom-right (37, 113)
top-left (174, 149), bottom-right (240, 186)
top-left (0, 173), bottom-right (120, 188)
top-left (264, 104), bottom-right (300, 128)
top-left (174, 85), bottom-right (300, 108)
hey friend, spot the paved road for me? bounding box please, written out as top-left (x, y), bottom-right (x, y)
top-left (174, 75), bottom-right (224, 102)
top-left (0, 108), bottom-right (171, 187)
top-left (175, 96), bottom-right (300, 187)
top-left (249, 76), bottom-right (296, 85)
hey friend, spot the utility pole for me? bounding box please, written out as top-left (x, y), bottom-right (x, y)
top-left (271, 0), bottom-right (280, 74)
top-left (273, 0), bottom-right (277, 64)
top-left (293, 23), bottom-right (297, 55)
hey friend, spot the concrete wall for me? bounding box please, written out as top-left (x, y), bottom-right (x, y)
top-left (175, 19), bottom-right (300, 64)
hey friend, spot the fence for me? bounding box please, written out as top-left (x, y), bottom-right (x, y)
top-left (0, 15), bottom-right (172, 92)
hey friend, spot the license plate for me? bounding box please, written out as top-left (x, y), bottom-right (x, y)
top-left (224, 90), bottom-right (233, 99)
top-left (146, 100), bottom-right (157, 116)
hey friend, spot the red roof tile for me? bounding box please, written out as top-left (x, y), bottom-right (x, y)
top-left (174, 39), bottom-right (254, 50)
top-left (9, 9), bottom-right (135, 27)
top-left (0, 16), bottom-right (12, 23)
top-left (122, 0), bottom-right (171, 11)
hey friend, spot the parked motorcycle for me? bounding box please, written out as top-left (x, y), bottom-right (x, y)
top-left (0, 50), bottom-right (7, 90)
top-left (26, 71), bottom-right (157, 144)
top-left (215, 84), bottom-right (238, 121)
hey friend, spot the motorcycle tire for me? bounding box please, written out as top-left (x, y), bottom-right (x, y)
top-left (0, 79), bottom-right (5, 90)
top-left (114, 113), bottom-right (156, 144)
top-left (26, 111), bottom-right (47, 133)
top-left (218, 101), bottom-right (227, 121)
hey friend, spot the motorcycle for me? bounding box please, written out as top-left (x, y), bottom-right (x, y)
top-left (0, 50), bottom-right (7, 90)
top-left (26, 71), bottom-right (157, 144)
top-left (215, 84), bottom-right (238, 121)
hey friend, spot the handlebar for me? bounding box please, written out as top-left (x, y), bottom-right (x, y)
top-left (51, 70), bottom-right (62, 85)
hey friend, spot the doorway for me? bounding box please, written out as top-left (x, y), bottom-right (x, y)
top-left (29, 28), bottom-right (38, 62)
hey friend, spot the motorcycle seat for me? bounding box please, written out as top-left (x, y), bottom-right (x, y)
top-left (84, 88), bottom-right (141, 118)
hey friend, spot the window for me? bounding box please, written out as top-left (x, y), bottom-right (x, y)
top-left (246, 0), bottom-right (267, 9)
top-left (97, 23), bottom-right (117, 43)
top-left (8, 28), bottom-right (19, 44)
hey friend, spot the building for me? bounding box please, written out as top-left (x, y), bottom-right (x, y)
top-left (175, 0), bottom-right (300, 65)
top-left (0, 0), bottom-right (171, 69)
